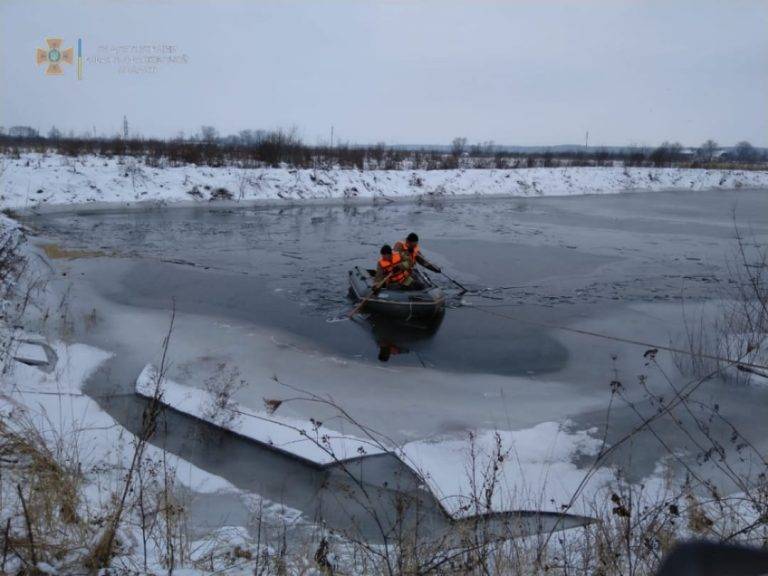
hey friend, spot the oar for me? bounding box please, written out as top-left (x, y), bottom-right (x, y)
top-left (439, 270), bottom-right (469, 294)
top-left (420, 254), bottom-right (470, 295)
top-left (348, 273), bottom-right (393, 317)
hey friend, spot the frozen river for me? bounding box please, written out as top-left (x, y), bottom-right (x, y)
top-left (21, 188), bottom-right (768, 538)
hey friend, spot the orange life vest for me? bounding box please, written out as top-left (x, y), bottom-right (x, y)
top-left (394, 240), bottom-right (420, 266)
top-left (378, 251), bottom-right (408, 284)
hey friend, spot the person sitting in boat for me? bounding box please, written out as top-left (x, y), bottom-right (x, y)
top-left (393, 232), bottom-right (442, 275)
top-left (374, 244), bottom-right (421, 290)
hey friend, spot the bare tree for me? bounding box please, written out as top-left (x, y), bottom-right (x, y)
top-left (650, 141), bottom-right (683, 167)
top-left (734, 141), bottom-right (757, 162)
top-left (698, 139), bottom-right (718, 162)
top-left (238, 129), bottom-right (255, 145)
top-left (451, 137), bottom-right (467, 157)
top-left (199, 125), bottom-right (219, 143)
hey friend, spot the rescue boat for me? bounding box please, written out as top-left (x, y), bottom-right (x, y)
top-left (348, 266), bottom-right (446, 319)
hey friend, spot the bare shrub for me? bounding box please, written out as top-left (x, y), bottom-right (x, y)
top-left (201, 363), bottom-right (246, 429)
top-left (209, 187), bottom-right (233, 201)
top-left (122, 159), bottom-right (149, 197)
top-left (186, 185), bottom-right (204, 200)
top-left (676, 221), bottom-right (768, 385)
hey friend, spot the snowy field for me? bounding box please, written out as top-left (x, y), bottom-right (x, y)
top-left (2, 152), bottom-right (768, 209)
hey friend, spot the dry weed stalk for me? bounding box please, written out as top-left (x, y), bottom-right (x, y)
top-left (85, 306), bottom-right (175, 571)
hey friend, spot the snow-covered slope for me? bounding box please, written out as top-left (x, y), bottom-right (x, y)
top-left (2, 153), bottom-right (767, 209)
top-left (2, 342), bottom-right (239, 495)
top-left (0, 340), bottom-right (303, 574)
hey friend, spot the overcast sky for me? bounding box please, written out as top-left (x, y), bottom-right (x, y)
top-left (1, 0), bottom-right (766, 147)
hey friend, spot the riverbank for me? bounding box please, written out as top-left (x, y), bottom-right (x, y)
top-left (2, 152), bottom-right (768, 210)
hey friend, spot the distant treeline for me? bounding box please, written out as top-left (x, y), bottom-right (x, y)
top-left (1, 129), bottom-right (766, 170)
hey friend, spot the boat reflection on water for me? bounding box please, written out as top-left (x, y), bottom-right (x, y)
top-left (355, 310), bottom-right (445, 363)
top-left (377, 341), bottom-right (403, 362)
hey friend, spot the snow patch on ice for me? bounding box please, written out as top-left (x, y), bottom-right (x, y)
top-left (12, 340), bottom-right (49, 365)
top-left (136, 364), bottom-right (386, 465)
top-left (400, 422), bottom-right (615, 516)
top-left (6, 341), bottom-right (111, 394)
top-left (137, 365), bottom-right (614, 517)
top-left (188, 526), bottom-right (251, 562)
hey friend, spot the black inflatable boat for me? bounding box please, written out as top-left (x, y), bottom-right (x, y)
top-left (348, 266), bottom-right (446, 319)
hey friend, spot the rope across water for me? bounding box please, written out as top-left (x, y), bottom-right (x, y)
top-left (458, 299), bottom-right (768, 373)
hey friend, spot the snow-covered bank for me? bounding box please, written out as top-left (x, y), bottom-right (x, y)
top-left (0, 213), bottom-right (24, 360)
top-left (0, 338), bottom-right (301, 573)
top-left (3, 341), bottom-right (238, 494)
top-left (0, 211), bottom-right (22, 267)
top-left (2, 153), bottom-right (768, 209)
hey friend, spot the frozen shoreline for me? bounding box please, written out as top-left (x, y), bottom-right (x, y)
top-left (2, 152), bottom-right (768, 211)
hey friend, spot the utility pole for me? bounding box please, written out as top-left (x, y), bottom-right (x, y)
top-left (123, 115), bottom-right (129, 140)
top-left (585, 130), bottom-right (589, 149)
top-left (330, 125), bottom-right (334, 148)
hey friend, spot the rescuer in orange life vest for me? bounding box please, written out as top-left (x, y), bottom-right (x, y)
top-left (393, 232), bottom-right (441, 279)
top-left (374, 244), bottom-right (413, 289)
top-left (375, 233), bottom-right (441, 291)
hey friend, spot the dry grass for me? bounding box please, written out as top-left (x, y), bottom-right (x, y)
top-left (0, 412), bottom-right (86, 573)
